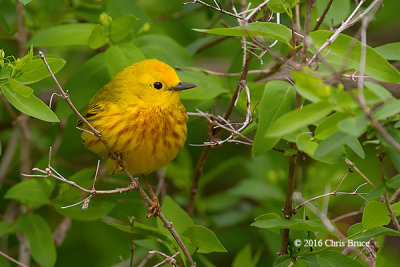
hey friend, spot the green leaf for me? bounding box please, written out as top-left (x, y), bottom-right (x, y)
top-left (102, 217), bottom-right (169, 241)
top-left (28, 23), bottom-right (96, 47)
top-left (266, 101), bottom-right (334, 137)
top-left (182, 225), bottom-right (226, 253)
top-left (19, 0), bottom-right (32, 5)
top-left (267, 0), bottom-right (297, 16)
top-left (50, 169), bottom-right (116, 221)
top-left (362, 200), bottom-right (391, 231)
top-left (14, 55), bottom-right (65, 84)
top-left (228, 179), bottom-right (283, 201)
top-left (104, 43), bottom-right (145, 77)
top-left (4, 178), bottom-right (54, 208)
top-left (315, 0), bottom-right (350, 26)
top-left (310, 30), bottom-right (400, 83)
top-left (374, 99), bottom-right (400, 120)
top-left (157, 196), bottom-right (193, 234)
top-left (292, 70), bottom-right (331, 102)
top-left (0, 12), bottom-right (11, 33)
top-left (54, 201), bottom-right (115, 221)
top-left (273, 256), bottom-right (292, 267)
top-left (365, 81), bottom-right (392, 101)
top-left (392, 202), bottom-right (400, 216)
top-left (0, 83), bottom-right (59, 122)
top-left (346, 138), bottom-right (365, 159)
top-left (337, 114), bottom-right (368, 137)
top-left (366, 185), bottom-right (386, 200)
top-left (179, 71), bottom-right (228, 100)
top-left (232, 244), bottom-right (253, 267)
top-left (110, 14), bottom-right (137, 43)
top-left (351, 225), bottom-right (400, 242)
top-left (137, 34), bottom-right (192, 66)
top-left (194, 22), bottom-right (292, 45)
top-left (254, 213), bottom-right (281, 222)
top-left (316, 251), bottom-right (363, 267)
top-left (7, 77), bottom-right (33, 97)
top-left (251, 218), bottom-right (336, 236)
top-left (296, 133), bottom-right (318, 156)
top-left (88, 25), bottom-right (108, 49)
top-left (253, 81), bottom-right (296, 155)
top-left (315, 112), bottom-right (349, 140)
top-left (53, 168), bottom-right (95, 202)
top-left (315, 131), bottom-right (354, 158)
top-left (17, 213), bottom-right (56, 267)
top-left (375, 42), bottom-right (400, 61)
top-left (387, 174), bottom-right (400, 189)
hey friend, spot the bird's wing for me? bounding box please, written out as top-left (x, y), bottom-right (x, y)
top-left (77, 92), bottom-right (106, 128)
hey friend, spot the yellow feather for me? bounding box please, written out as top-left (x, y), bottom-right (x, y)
top-left (80, 59), bottom-right (194, 175)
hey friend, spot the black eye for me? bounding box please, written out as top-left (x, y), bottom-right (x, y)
top-left (153, 82), bottom-right (163, 90)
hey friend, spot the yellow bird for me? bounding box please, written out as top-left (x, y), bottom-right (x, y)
top-left (78, 59), bottom-right (196, 215)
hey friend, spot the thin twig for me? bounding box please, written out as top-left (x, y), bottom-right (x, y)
top-left (293, 190), bottom-right (368, 212)
top-left (0, 250), bottom-right (29, 267)
top-left (184, 0), bottom-right (243, 20)
top-left (313, 0), bottom-right (334, 31)
top-left (129, 216), bottom-right (135, 267)
top-left (331, 210), bottom-right (362, 222)
top-left (39, 51), bottom-right (102, 138)
top-left (353, 11), bottom-right (400, 153)
top-left (308, 0), bottom-right (369, 66)
top-left (345, 158), bottom-right (375, 188)
top-left (378, 146), bottom-right (400, 231)
top-left (292, 192), bottom-right (345, 239)
top-left (175, 66), bottom-right (268, 76)
top-left (149, 251), bottom-right (179, 267)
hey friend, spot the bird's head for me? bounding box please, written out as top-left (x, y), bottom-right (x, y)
top-left (111, 59), bottom-right (197, 106)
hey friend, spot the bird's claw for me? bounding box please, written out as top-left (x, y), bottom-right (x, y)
top-left (112, 154), bottom-right (125, 174)
top-left (146, 196), bottom-right (160, 218)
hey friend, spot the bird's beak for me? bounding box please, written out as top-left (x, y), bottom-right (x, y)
top-left (169, 82), bottom-right (197, 91)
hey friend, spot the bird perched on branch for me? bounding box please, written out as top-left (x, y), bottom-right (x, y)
top-left (78, 59), bottom-right (196, 216)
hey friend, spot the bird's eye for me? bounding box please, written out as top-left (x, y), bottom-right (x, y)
top-left (153, 82), bottom-right (163, 90)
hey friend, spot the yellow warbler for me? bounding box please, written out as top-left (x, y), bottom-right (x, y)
top-left (78, 59), bottom-right (196, 214)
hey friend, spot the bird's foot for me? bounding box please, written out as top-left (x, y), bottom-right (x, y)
top-left (112, 154), bottom-right (125, 174)
top-left (146, 195), bottom-right (161, 218)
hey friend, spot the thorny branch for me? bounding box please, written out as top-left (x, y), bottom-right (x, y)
top-left (34, 52), bottom-right (196, 267)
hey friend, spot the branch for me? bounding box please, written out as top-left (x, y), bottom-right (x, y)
top-left (378, 147), bottom-right (400, 232)
top-left (149, 250), bottom-right (179, 267)
top-left (175, 66), bottom-right (269, 77)
top-left (345, 158), bottom-right (375, 188)
top-left (292, 192), bottom-right (345, 239)
top-left (331, 210), bottom-right (362, 222)
top-left (38, 52), bottom-right (196, 267)
top-left (186, 0), bottom-right (265, 216)
top-left (293, 188), bottom-right (368, 212)
top-left (307, 0), bottom-right (371, 66)
top-left (184, 0), bottom-right (244, 20)
top-left (280, 147), bottom-right (297, 255)
top-left (313, 0), bottom-right (334, 31)
top-left (129, 216), bottom-right (135, 267)
top-left (0, 250), bottom-right (29, 267)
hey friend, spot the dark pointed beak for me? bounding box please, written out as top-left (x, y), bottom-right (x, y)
top-left (169, 82), bottom-right (197, 91)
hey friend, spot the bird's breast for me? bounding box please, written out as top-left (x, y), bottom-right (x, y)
top-left (93, 103), bottom-right (188, 174)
